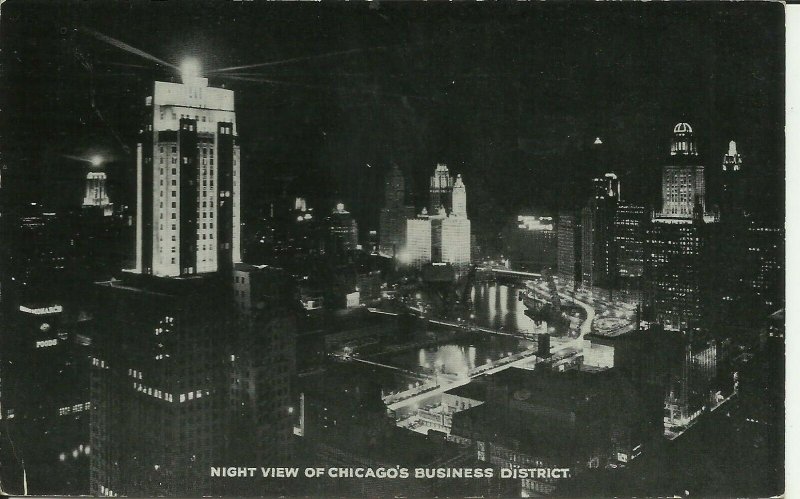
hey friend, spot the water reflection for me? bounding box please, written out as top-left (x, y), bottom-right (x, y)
top-left (371, 283), bottom-right (542, 394)
top-left (472, 282), bottom-right (546, 334)
top-left (418, 344), bottom-right (477, 378)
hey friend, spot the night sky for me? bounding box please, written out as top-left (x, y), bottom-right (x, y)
top-left (0, 1), bottom-right (784, 243)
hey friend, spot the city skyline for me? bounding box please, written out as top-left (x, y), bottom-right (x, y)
top-left (0, 2), bottom-right (784, 241)
top-left (0, 3), bottom-right (785, 498)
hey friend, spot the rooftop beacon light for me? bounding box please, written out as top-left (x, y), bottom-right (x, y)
top-left (180, 58), bottom-right (201, 82)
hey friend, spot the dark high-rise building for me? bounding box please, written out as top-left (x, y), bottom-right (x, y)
top-left (327, 203), bottom-right (359, 257)
top-left (645, 221), bottom-right (708, 332)
top-left (378, 164), bottom-right (414, 257)
top-left (503, 215), bottom-right (557, 272)
top-left (0, 301), bottom-right (93, 495)
top-left (581, 173), bottom-right (619, 289)
top-left (90, 275), bottom-right (234, 497)
top-left (646, 123), bottom-right (717, 333)
top-left (226, 264), bottom-right (297, 468)
top-left (613, 203), bottom-right (648, 291)
top-left (720, 140), bottom-right (744, 220)
top-left (744, 219), bottom-right (784, 311)
top-left (557, 212), bottom-right (581, 283)
top-left (429, 163), bottom-right (454, 214)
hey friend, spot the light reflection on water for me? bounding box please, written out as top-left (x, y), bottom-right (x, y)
top-left (418, 344), bottom-right (477, 378)
top-left (386, 284), bottom-right (539, 384)
top-left (473, 282), bottom-right (546, 335)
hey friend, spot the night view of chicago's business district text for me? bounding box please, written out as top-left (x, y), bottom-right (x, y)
top-left (0, 1), bottom-right (785, 497)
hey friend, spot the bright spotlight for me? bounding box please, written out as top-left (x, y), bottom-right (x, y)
top-left (180, 58), bottom-right (201, 82)
top-left (90, 155), bottom-right (103, 167)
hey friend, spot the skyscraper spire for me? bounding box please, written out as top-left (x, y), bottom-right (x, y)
top-left (722, 140), bottom-right (742, 172)
top-left (429, 163), bottom-right (454, 213)
top-left (451, 174), bottom-right (467, 216)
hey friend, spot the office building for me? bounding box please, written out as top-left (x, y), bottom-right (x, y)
top-left (327, 203), bottom-right (359, 256)
top-left (646, 123), bottom-right (717, 333)
top-left (441, 175), bottom-right (471, 269)
top-left (406, 171), bottom-right (471, 270)
top-left (557, 213), bottom-right (580, 283)
top-left (504, 215), bottom-right (557, 271)
top-left (226, 264), bottom-right (297, 468)
top-left (133, 73), bottom-right (241, 277)
top-left (581, 173), bottom-right (619, 289)
top-left (378, 164), bottom-right (415, 257)
top-left (429, 163), bottom-right (454, 213)
top-left (613, 203), bottom-right (648, 290)
top-left (406, 209), bottom-right (433, 268)
top-left (658, 123), bottom-right (706, 219)
top-left (82, 171), bottom-right (113, 217)
top-left (90, 76), bottom-right (296, 497)
top-left (720, 140), bottom-right (744, 221)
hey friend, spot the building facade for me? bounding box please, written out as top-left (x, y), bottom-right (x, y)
top-left (646, 123), bottom-right (717, 333)
top-left (378, 165), bottom-right (415, 257)
top-left (557, 213), bottom-right (580, 284)
top-left (504, 215), bottom-right (557, 272)
top-left (407, 171), bottom-right (471, 270)
top-left (581, 173), bottom-right (619, 289)
top-left (613, 203), bottom-right (648, 290)
top-left (82, 171), bottom-right (113, 217)
top-left (429, 163), bottom-right (454, 213)
top-left (327, 203), bottom-right (359, 257)
top-left (90, 76), bottom-right (297, 497)
top-left (406, 212), bottom-right (432, 268)
top-left (133, 75), bottom-right (241, 277)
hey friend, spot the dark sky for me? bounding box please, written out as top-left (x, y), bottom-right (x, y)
top-left (0, 1), bottom-right (784, 240)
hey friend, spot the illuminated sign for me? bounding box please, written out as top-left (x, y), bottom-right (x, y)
top-left (19, 305), bottom-right (63, 315)
top-left (36, 339), bottom-right (58, 348)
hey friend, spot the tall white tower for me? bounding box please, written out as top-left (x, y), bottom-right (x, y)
top-left (133, 75), bottom-right (241, 277)
top-left (451, 174), bottom-right (467, 216)
top-left (442, 174), bottom-right (470, 268)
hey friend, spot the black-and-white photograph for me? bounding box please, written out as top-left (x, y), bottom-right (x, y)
top-left (0, 1), bottom-right (785, 497)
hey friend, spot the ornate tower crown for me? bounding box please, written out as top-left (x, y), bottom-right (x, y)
top-left (670, 122), bottom-right (698, 157)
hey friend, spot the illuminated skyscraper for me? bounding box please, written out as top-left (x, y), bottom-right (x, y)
top-left (133, 75), bottom-right (241, 277)
top-left (406, 209), bottom-right (432, 268)
top-left (429, 163), bottom-right (454, 213)
top-left (646, 123), bottom-right (716, 333)
top-left (440, 174), bottom-right (471, 269)
top-left (451, 174), bottom-right (467, 216)
top-left (720, 140), bottom-right (745, 221)
top-left (91, 76), bottom-right (296, 497)
top-left (658, 123), bottom-right (706, 219)
top-left (82, 171), bottom-right (113, 217)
